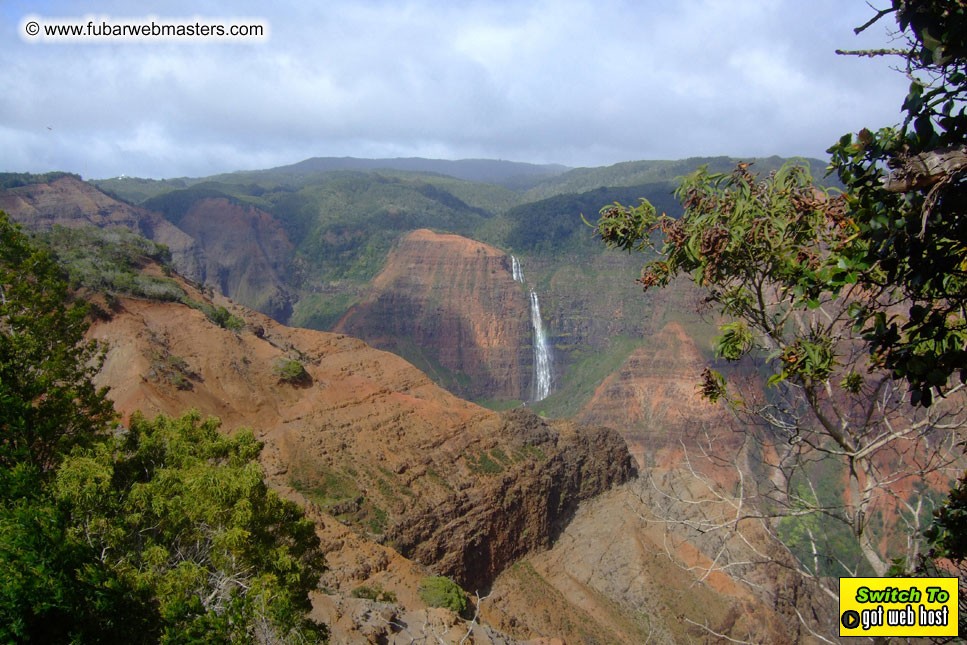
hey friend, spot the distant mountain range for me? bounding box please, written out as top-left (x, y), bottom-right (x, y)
top-left (250, 156), bottom-right (571, 188)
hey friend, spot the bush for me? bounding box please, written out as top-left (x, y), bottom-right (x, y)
top-left (274, 358), bottom-right (311, 386)
top-left (184, 300), bottom-right (245, 331)
top-left (37, 226), bottom-right (186, 304)
top-left (350, 585), bottom-right (397, 603)
top-left (418, 576), bottom-right (467, 614)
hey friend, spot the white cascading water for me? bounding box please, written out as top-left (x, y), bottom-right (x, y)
top-left (510, 255), bottom-right (552, 401)
top-left (529, 291), bottom-right (552, 401)
top-left (511, 255), bottom-right (524, 283)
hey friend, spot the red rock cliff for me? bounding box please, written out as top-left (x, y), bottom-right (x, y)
top-left (175, 197), bottom-right (294, 320)
top-left (334, 228), bottom-right (532, 401)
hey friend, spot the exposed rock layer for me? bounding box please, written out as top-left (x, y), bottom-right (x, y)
top-left (390, 410), bottom-right (636, 587)
top-left (175, 197), bottom-right (294, 320)
top-left (576, 321), bottom-right (726, 467)
top-left (335, 229), bottom-right (532, 400)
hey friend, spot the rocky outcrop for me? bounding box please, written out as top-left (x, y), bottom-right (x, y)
top-left (390, 410), bottom-right (636, 588)
top-left (174, 197), bottom-right (294, 320)
top-left (0, 176), bottom-right (205, 281)
top-left (334, 229), bottom-right (532, 400)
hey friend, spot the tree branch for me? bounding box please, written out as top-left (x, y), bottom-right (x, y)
top-left (852, 6), bottom-right (897, 35)
top-left (835, 48), bottom-right (908, 58)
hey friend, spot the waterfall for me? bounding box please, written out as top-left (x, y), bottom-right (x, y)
top-left (529, 290), bottom-right (552, 402)
top-left (511, 255), bottom-right (524, 283)
top-left (509, 254), bottom-right (552, 401)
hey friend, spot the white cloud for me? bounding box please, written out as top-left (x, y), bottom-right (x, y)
top-left (1, 0), bottom-right (912, 178)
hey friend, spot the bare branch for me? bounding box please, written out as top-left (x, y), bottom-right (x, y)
top-left (852, 5), bottom-right (897, 35)
top-left (835, 48), bottom-right (908, 57)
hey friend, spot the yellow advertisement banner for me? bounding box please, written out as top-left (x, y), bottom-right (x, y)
top-left (839, 577), bottom-right (959, 637)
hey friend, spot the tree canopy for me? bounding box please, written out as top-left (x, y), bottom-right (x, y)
top-left (0, 212), bottom-right (115, 473)
top-left (828, 0), bottom-right (967, 407)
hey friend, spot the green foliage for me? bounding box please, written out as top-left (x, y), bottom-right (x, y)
top-left (920, 470), bottom-right (967, 639)
top-left (90, 176), bottom-right (189, 205)
top-left (925, 471), bottom-right (967, 565)
top-left (536, 335), bottom-right (644, 419)
top-left (464, 451), bottom-right (504, 475)
top-left (351, 584), bottom-right (397, 603)
top-left (596, 161), bottom-right (849, 389)
top-left (0, 476), bottom-right (154, 643)
top-left (829, 4), bottom-right (967, 613)
top-left (184, 299), bottom-right (245, 331)
top-left (147, 348), bottom-right (199, 391)
top-left (209, 305), bottom-right (245, 331)
top-left (285, 172), bottom-right (490, 288)
top-left (521, 155), bottom-right (823, 203)
top-left (38, 225), bottom-right (185, 302)
top-left (0, 171), bottom-right (81, 190)
top-left (143, 183), bottom-right (247, 227)
top-left (289, 292), bottom-right (359, 331)
top-left (0, 213), bottom-right (115, 472)
top-left (418, 576), bottom-right (468, 614)
top-left (274, 358), bottom-right (311, 385)
top-left (776, 460), bottom-right (870, 577)
top-left (594, 158), bottom-right (964, 582)
top-left (514, 444), bottom-right (547, 462)
top-left (506, 181), bottom-right (681, 252)
top-left (827, 1), bottom-right (967, 407)
top-left (55, 411), bottom-right (327, 642)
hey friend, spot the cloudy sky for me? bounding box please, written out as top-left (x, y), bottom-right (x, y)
top-left (2, 0), bottom-right (910, 179)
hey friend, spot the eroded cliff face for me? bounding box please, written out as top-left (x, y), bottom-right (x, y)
top-left (390, 410), bottom-right (635, 588)
top-left (174, 197), bottom-right (294, 320)
top-left (576, 321), bottom-right (727, 468)
top-left (87, 275), bottom-right (633, 594)
top-left (0, 176), bottom-right (205, 280)
top-left (334, 229), bottom-right (532, 400)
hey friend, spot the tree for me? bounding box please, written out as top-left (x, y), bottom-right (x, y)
top-left (0, 212), bottom-right (115, 473)
top-left (418, 576), bottom-right (468, 615)
top-left (829, 0), bottom-right (967, 408)
top-left (55, 411), bottom-right (328, 643)
top-left (594, 161), bottom-right (966, 639)
top-left (831, 3), bottom-right (967, 637)
top-left (0, 212), bottom-right (150, 641)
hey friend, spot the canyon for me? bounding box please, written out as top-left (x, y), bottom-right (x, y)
top-left (77, 265), bottom-right (813, 643)
top-left (0, 159), bottom-right (847, 641)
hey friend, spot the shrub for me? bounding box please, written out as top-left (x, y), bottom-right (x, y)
top-left (274, 358), bottom-right (311, 386)
top-left (351, 585), bottom-right (397, 603)
top-left (465, 451), bottom-right (503, 475)
top-left (418, 576), bottom-right (467, 614)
